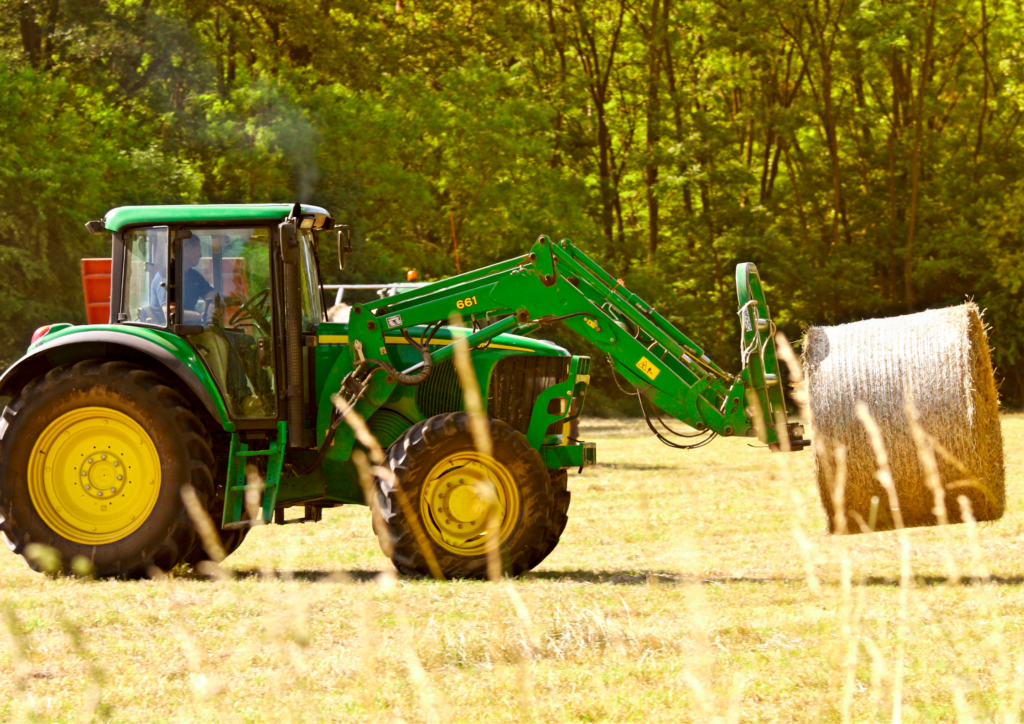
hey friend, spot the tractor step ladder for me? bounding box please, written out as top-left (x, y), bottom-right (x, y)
top-left (222, 421), bottom-right (287, 529)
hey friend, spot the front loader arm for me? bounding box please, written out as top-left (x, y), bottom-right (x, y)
top-left (345, 236), bottom-right (804, 448)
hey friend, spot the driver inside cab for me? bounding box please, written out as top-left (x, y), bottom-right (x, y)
top-left (150, 231), bottom-right (216, 321)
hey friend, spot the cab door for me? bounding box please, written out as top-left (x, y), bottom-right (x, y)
top-left (176, 226), bottom-right (280, 420)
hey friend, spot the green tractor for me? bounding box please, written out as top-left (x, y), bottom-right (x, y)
top-left (0, 203), bottom-right (805, 579)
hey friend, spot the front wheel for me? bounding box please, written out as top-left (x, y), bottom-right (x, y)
top-left (0, 361), bottom-right (213, 578)
top-left (373, 413), bottom-right (555, 579)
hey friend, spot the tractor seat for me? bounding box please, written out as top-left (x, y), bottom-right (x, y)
top-left (137, 305), bottom-right (166, 325)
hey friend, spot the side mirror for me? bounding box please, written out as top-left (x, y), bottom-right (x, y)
top-left (336, 225), bottom-right (353, 270)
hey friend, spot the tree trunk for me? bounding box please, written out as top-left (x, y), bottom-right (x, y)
top-left (19, 2), bottom-right (42, 68)
top-left (645, 0), bottom-right (662, 262)
top-left (904, 0), bottom-right (937, 310)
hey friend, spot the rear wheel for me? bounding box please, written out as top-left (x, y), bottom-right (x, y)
top-left (0, 361), bottom-right (213, 578)
top-left (373, 413), bottom-right (555, 578)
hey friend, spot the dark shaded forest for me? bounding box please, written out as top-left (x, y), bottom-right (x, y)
top-left (2, 0), bottom-right (1023, 412)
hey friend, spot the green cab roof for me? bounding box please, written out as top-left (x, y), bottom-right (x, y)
top-left (103, 204), bottom-right (330, 233)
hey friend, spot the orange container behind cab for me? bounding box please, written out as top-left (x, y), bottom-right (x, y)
top-left (81, 258), bottom-right (111, 325)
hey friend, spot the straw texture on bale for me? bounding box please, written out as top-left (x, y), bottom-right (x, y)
top-left (803, 303), bottom-right (1004, 533)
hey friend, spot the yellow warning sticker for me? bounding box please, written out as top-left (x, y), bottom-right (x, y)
top-left (636, 356), bottom-right (660, 380)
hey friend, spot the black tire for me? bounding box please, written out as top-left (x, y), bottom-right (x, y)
top-left (0, 360), bottom-right (213, 578)
top-left (182, 455), bottom-right (249, 566)
top-left (373, 412), bottom-right (555, 579)
top-left (522, 469), bottom-right (571, 570)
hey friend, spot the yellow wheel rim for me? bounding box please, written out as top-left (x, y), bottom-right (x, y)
top-left (420, 452), bottom-right (521, 556)
top-left (28, 407), bottom-right (161, 545)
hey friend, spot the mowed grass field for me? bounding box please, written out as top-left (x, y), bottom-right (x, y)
top-left (3, 416), bottom-right (1024, 723)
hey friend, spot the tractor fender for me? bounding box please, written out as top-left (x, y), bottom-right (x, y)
top-left (0, 327), bottom-right (233, 431)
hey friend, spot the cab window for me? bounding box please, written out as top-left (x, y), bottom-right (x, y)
top-left (179, 227), bottom-right (278, 419)
top-left (121, 227), bottom-right (169, 326)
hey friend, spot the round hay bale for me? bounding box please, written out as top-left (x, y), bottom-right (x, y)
top-left (803, 303), bottom-right (1004, 533)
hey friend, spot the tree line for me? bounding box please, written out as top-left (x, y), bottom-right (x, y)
top-left (2, 0), bottom-right (1022, 411)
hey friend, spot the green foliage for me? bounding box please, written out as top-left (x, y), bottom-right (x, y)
top-left (2, 0), bottom-right (1023, 408)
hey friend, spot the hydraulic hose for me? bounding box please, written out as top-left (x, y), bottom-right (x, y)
top-left (364, 329), bottom-right (433, 385)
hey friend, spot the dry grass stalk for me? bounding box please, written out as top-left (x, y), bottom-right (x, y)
top-left (906, 396), bottom-right (964, 583)
top-left (958, 495), bottom-right (989, 583)
top-left (804, 303), bottom-right (1004, 532)
top-left (892, 534), bottom-right (911, 724)
top-left (952, 494), bottom-right (1019, 723)
top-left (838, 556), bottom-right (858, 724)
top-left (855, 403), bottom-right (906, 531)
top-left (503, 583), bottom-right (539, 717)
top-left (775, 332), bottom-right (809, 423)
top-left (356, 447), bottom-right (444, 580)
top-left (832, 445), bottom-right (849, 536)
top-left (338, 402), bottom-right (384, 464)
top-left (180, 484), bottom-right (227, 564)
top-left (358, 585), bottom-right (383, 716)
top-left (448, 311), bottom-right (506, 582)
top-left (381, 577), bottom-right (452, 722)
top-left (775, 338), bottom-right (825, 594)
top-left (58, 617), bottom-right (107, 722)
top-left (1, 603), bottom-right (33, 722)
top-left (243, 463), bottom-right (267, 527)
top-left (905, 396), bottom-right (948, 527)
top-left (392, 484), bottom-right (445, 581)
top-left (347, 387), bottom-right (446, 579)
top-left (674, 539), bottom-right (719, 721)
top-left (859, 633), bottom-right (883, 716)
top-left (778, 439), bottom-right (821, 593)
top-left (722, 674), bottom-right (747, 724)
top-left (350, 450), bottom-right (394, 559)
top-left (949, 677), bottom-right (973, 723)
top-left (448, 311), bottom-right (492, 457)
top-left (856, 404), bottom-right (914, 723)
top-left (485, 501), bottom-right (502, 583)
top-left (834, 440), bottom-right (862, 724)
top-left (178, 623), bottom-right (223, 703)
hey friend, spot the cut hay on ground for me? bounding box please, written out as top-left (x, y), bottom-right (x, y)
top-left (803, 303), bottom-right (1004, 533)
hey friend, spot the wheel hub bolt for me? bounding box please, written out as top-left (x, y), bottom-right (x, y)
top-left (109, 488), bottom-right (116, 493)
top-left (88, 458), bottom-right (93, 463)
top-left (117, 475), bottom-right (122, 481)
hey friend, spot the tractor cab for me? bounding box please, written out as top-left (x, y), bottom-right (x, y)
top-left (118, 223), bottom-right (321, 421)
top-left (119, 206), bottom-right (338, 447)
top-left (94, 205), bottom-right (336, 443)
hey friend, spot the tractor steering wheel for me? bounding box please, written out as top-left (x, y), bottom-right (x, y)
top-left (228, 289), bottom-right (271, 335)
